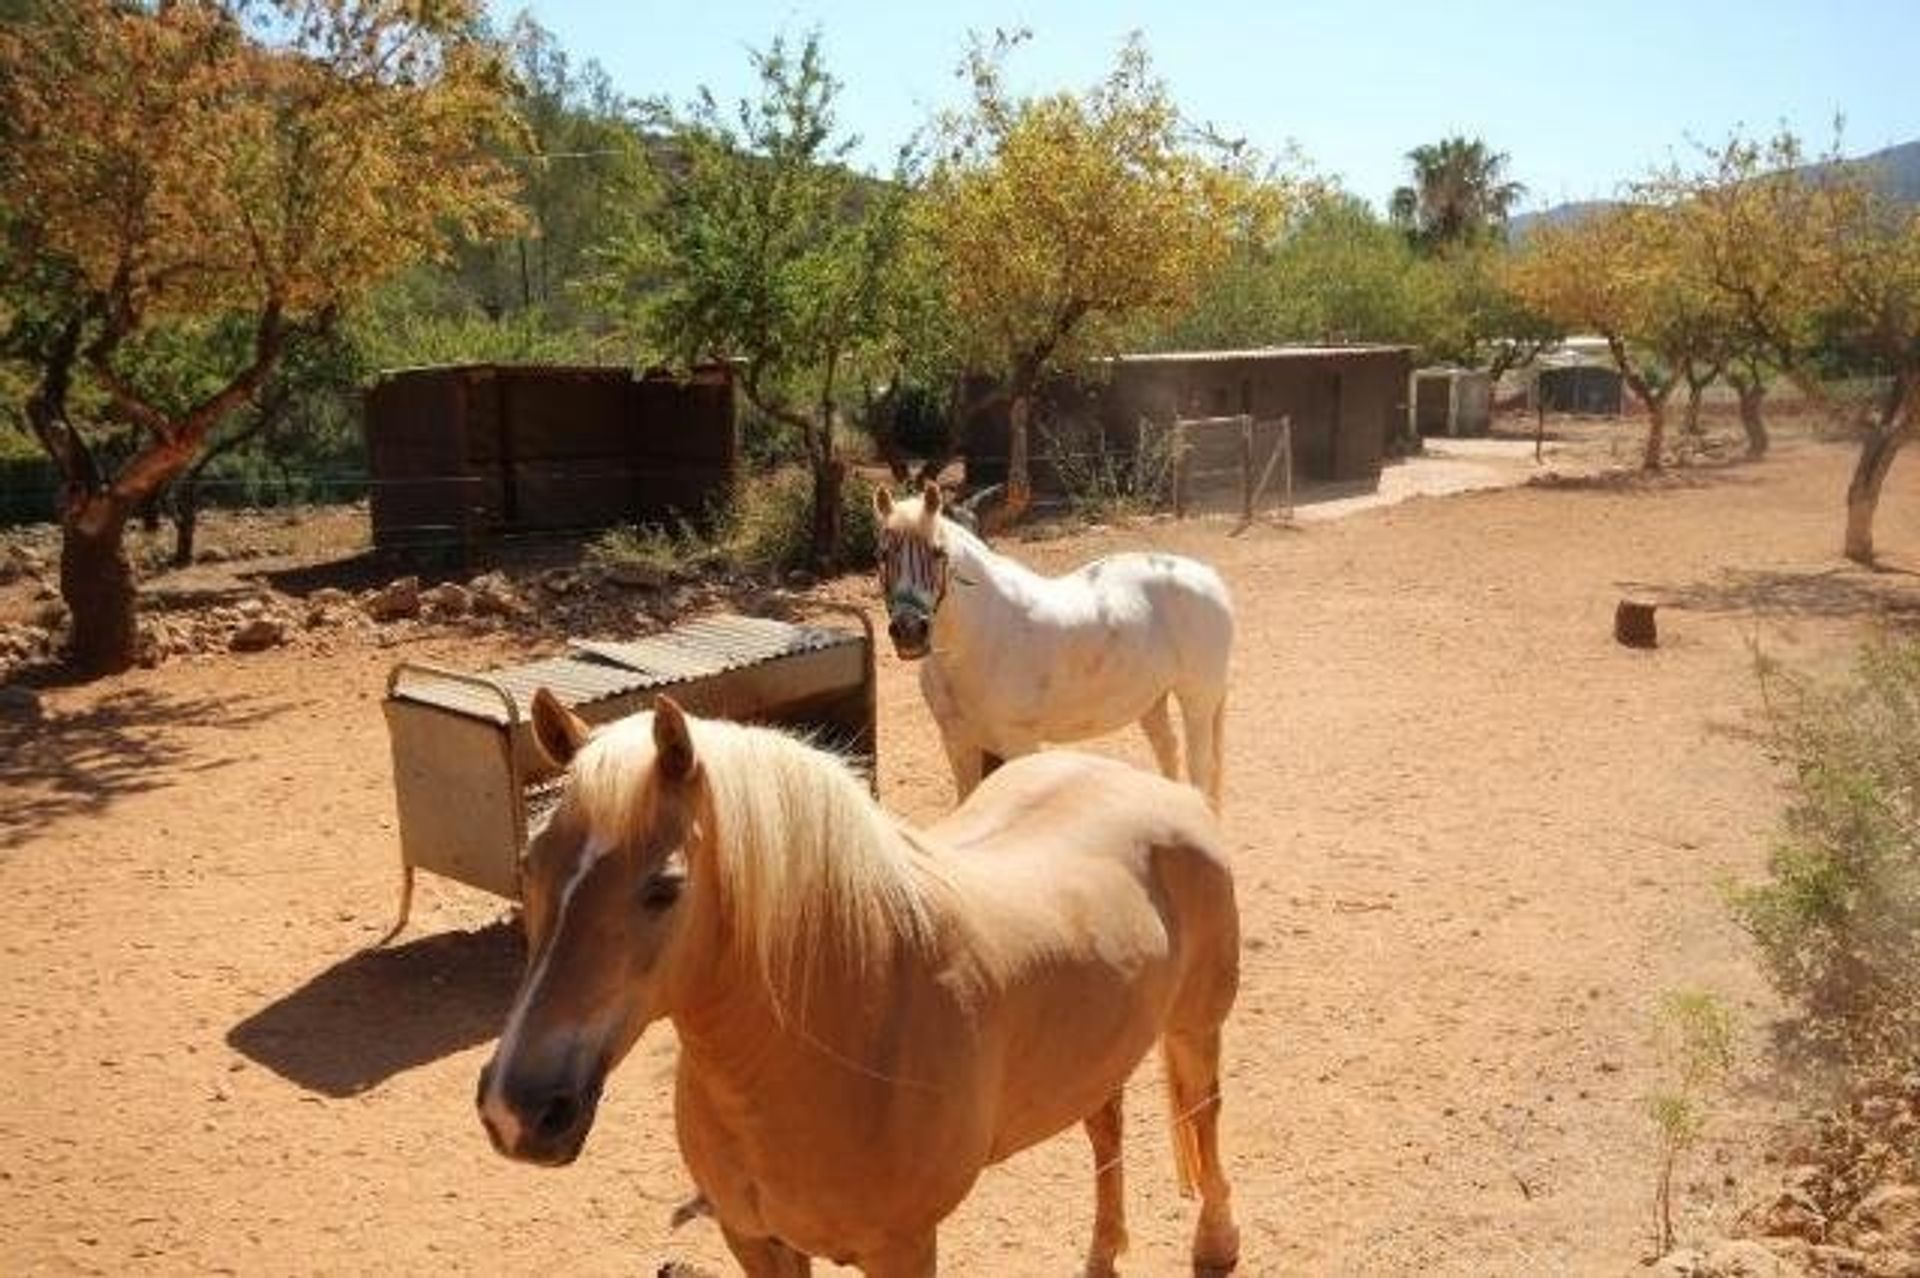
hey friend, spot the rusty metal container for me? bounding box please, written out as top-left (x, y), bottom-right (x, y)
top-left (379, 611), bottom-right (874, 939)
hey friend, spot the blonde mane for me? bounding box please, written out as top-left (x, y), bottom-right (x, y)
top-left (570, 714), bottom-right (936, 1011)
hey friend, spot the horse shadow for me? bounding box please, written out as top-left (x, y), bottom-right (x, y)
top-left (227, 922), bottom-right (523, 1098)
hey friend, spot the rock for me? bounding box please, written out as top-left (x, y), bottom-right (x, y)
top-left (419, 582), bottom-right (472, 617)
top-left (1757, 1187), bottom-right (1830, 1242)
top-left (1852, 1186), bottom-right (1920, 1247)
top-left (0, 684), bottom-right (43, 721)
top-left (229, 616), bottom-right (288, 652)
top-left (540, 567), bottom-right (576, 595)
top-left (1652, 1247), bottom-right (1709, 1277)
top-left (1866, 1250), bottom-right (1920, 1277)
top-left (363, 576), bottom-right (421, 622)
top-left (604, 560), bottom-right (668, 590)
top-left (308, 587), bottom-right (353, 609)
top-left (784, 568), bottom-right (817, 589)
top-left (1702, 1239), bottom-right (1788, 1275)
top-left (1811, 1243), bottom-right (1870, 1272)
top-left (32, 599), bottom-right (68, 630)
top-left (195, 544), bottom-right (230, 563)
top-left (304, 604), bottom-right (335, 629)
top-left (468, 572), bottom-right (523, 618)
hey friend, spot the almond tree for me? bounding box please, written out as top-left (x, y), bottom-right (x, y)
top-left (1669, 133), bottom-right (1919, 560)
top-left (602, 32), bottom-right (911, 569)
top-left (921, 32), bottom-right (1281, 519)
top-left (0, 0), bottom-right (519, 673)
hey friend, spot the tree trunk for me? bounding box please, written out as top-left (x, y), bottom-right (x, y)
top-left (1682, 384), bottom-right (1706, 438)
top-left (1641, 400), bottom-right (1668, 471)
top-left (171, 474), bottom-right (201, 568)
top-left (60, 494), bottom-right (139, 675)
top-left (1843, 424), bottom-right (1908, 565)
top-left (808, 454), bottom-right (847, 572)
top-left (1736, 384), bottom-right (1768, 458)
top-left (1005, 392), bottom-right (1033, 521)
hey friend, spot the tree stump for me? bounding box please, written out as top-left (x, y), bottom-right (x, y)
top-left (1615, 599), bottom-right (1658, 649)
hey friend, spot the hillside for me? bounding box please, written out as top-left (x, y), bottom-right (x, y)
top-left (1509, 137), bottom-right (1920, 237)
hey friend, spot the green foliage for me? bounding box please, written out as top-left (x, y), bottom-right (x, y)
top-left (1731, 639), bottom-right (1920, 1064)
top-left (1389, 136), bottom-right (1526, 252)
top-left (1644, 990), bottom-right (1739, 1253)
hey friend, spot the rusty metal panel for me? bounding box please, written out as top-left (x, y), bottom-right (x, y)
top-left (380, 614), bottom-right (874, 925)
top-left (382, 697), bottom-right (524, 900)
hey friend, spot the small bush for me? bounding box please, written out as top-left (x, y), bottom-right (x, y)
top-left (587, 519), bottom-right (716, 583)
top-left (1645, 991), bottom-right (1739, 1253)
top-left (724, 466), bottom-right (877, 575)
top-left (1731, 638), bottom-right (1920, 1065)
top-left (1041, 418), bottom-right (1173, 522)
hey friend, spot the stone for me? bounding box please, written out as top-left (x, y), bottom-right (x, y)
top-left (1852, 1186), bottom-right (1920, 1247)
top-left (540, 567), bottom-right (576, 595)
top-left (1810, 1243), bottom-right (1869, 1272)
top-left (1866, 1250), bottom-right (1920, 1277)
top-left (0, 684), bottom-right (43, 720)
top-left (604, 560), bottom-right (668, 590)
top-left (1758, 1188), bottom-right (1829, 1242)
top-left (420, 582), bottom-right (472, 617)
top-left (468, 572), bottom-right (523, 618)
top-left (784, 568), bottom-right (817, 588)
top-left (229, 616), bottom-right (288, 652)
top-left (363, 576), bottom-right (421, 622)
top-left (1701, 1239), bottom-right (1788, 1275)
top-left (308, 587), bottom-right (353, 608)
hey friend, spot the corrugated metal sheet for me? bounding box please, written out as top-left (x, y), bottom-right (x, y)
top-left (388, 615), bottom-right (861, 724)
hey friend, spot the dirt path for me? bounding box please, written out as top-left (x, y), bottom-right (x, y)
top-left (3, 434), bottom-right (1916, 1275)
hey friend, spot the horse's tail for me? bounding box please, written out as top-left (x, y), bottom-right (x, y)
top-left (1161, 1040), bottom-right (1204, 1199)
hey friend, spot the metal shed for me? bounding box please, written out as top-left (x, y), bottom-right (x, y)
top-left (1414, 367), bottom-right (1493, 437)
top-left (363, 362), bottom-right (738, 561)
top-left (965, 345), bottom-right (1414, 496)
top-left (1533, 361), bottom-right (1623, 416)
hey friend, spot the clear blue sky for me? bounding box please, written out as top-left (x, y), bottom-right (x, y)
top-left (515, 1), bottom-right (1918, 212)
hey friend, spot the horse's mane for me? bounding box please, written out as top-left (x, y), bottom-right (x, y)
top-left (574, 714), bottom-right (935, 1013)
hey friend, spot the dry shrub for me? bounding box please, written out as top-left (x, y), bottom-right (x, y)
top-left (1733, 638), bottom-right (1920, 1068)
top-left (724, 468), bottom-right (878, 575)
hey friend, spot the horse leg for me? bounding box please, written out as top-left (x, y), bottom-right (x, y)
top-left (937, 724), bottom-right (985, 801)
top-left (719, 1223), bottom-right (812, 1277)
top-left (858, 1233), bottom-right (937, 1278)
top-left (1140, 695), bottom-right (1181, 781)
top-left (1083, 1091), bottom-right (1129, 1277)
top-left (1175, 688), bottom-right (1226, 810)
top-left (1163, 1029), bottom-right (1238, 1276)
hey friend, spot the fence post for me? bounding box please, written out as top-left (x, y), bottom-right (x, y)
top-left (1172, 419), bottom-right (1190, 519)
top-left (1239, 414), bottom-right (1254, 525)
top-left (1280, 415), bottom-right (1294, 522)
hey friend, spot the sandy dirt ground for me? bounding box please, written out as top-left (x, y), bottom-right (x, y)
top-left (4, 428), bottom-right (1918, 1276)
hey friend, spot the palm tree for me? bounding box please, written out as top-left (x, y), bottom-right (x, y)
top-left (1389, 136), bottom-right (1526, 251)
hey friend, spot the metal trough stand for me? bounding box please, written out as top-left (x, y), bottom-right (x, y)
top-left (379, 610), bottom-right (875, 943)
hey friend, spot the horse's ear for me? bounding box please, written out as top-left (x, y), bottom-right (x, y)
top-left (531, 687), bottom-right (589, 767)
top-left (921, 480), bottom-right (943, 517)
top-left (873, 486), bottom-right (893, 518)
top-left (652, 695), bottom-right (696, 782)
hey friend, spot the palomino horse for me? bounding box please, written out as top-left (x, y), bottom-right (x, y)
top-left (874, 483), bottom-right (1235, 807)
top-left (477, 691), bottom-right (1242, 1277)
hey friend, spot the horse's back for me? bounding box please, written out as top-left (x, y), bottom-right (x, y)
top-left (1065, 551), bottom-right (1233, 680)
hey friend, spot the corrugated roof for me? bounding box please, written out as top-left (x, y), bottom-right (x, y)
top-left (1108, 344), bottom-right (1415, 365)
top-left (389, 615), bottom-right (861, 724)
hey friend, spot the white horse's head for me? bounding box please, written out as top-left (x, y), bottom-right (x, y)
top-left (872, 481), bottom-right (955, 660)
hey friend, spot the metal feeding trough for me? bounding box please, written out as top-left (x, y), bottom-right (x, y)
top-left (379, 610), bottom-right (875, 940)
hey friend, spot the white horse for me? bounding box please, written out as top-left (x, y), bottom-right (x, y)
top-left (874, 483), bottom-right (1235, 807)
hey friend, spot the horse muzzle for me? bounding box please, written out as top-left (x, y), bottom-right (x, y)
top-left (476, 1056), bottom-right (604, 1167)
top-left (886, 610), bottom-right (932, 660)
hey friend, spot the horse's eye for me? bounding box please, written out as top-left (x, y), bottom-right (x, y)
top-left (639, 871), bottom-right (683, 911)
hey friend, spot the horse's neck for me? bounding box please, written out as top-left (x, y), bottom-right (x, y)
top-left (670, 833), bottom-right (957, 1101)
top-left (933, 522), bottom-right (1035, 659)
